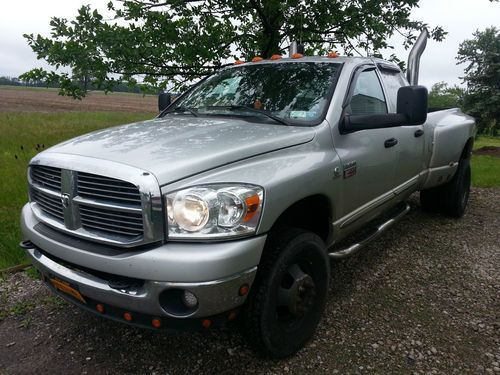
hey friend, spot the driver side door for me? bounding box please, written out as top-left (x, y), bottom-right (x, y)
top-left (332, 66), bottom-right (399, 231)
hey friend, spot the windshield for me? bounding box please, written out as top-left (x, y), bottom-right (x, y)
top-left (165, 62), bottom-right (341, 125)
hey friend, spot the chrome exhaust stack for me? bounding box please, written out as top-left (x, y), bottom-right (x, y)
top-left (407, 28), bottom-right (429, 85)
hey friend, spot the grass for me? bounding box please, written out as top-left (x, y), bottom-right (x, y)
top-left (0, 113), bottom-right (498, 270)
top-left (472, 136), bottom-right (500, 188)
top-left (0, 111), bottom-right (154, 269)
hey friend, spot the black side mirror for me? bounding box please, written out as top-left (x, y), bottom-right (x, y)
top-left (397, 85), bottom-right (428, 125)
top-left (158, 92), bottom-right (172, 112)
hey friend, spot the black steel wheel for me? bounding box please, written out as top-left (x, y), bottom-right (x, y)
top-left (241, 228), bottom-right (330, 358)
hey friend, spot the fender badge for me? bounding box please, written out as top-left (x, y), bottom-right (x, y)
top-left (343, 161), bottom-right (357, 179)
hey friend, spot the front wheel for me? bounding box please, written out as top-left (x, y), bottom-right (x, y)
top-left (241, 228), bottom-right (330, 358)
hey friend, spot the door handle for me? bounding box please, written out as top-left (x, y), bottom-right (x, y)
top-left (414, 129), bottom-right (424, 138)
top-left (384, 138), bottom-right (398, 148)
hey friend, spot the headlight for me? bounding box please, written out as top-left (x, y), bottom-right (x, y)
top-left (165, 184), bottom-right (264, 240)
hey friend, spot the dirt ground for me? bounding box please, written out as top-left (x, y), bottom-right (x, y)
top-left (0, 189), bottom-right (499, 375)
top-left (474, 146), bottom-right (500, 157)
top-left (0, 87), bottom-right (157, 113)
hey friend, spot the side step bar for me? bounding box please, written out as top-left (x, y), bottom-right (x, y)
top-left (329, 203), bottom-right (411, 260)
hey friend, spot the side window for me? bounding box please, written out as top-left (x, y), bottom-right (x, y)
top-left (348, 69), bottom-right (387, 115)
top-left (379, 70), bottom-right (407, 112)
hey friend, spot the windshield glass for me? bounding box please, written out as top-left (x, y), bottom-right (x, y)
top-left (166, 62), bottom-right (341, 125)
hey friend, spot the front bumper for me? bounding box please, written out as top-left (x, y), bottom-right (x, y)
top-left (21, 204), bottom-right (265, 321)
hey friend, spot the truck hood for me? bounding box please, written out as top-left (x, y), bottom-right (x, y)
top-left (45, 116), bottom-right (316, 184)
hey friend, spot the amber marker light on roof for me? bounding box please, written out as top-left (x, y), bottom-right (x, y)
top-left (328, 51), bottom-right (340, 58)
top-left (234, 59), bottom-right (244, 65)
top-left (270, 54), bottom-right (282, 60)
top-left (251, 56), bottom-right (263, 62)
top-left (291, 53), bottom-right (304, 59)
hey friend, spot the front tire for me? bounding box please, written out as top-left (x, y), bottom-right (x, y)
top-left (241, 228), bottom-right (330, 358)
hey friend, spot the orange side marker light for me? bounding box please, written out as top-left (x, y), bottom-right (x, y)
top-left (152, 318), bottom-right (162, 328)
top-left (234, 59), bottom-right (244, 65)
top-left (328, 51), bottom-right (340, 58)
top-left (96, 304), bottom-right (105, 314)
top-left (252, 56), bottom-right (263, 62)
top-left (123, 312), bottom-right (133, 321)
top-left (202, 319), bottom-right (212, 329)
top-left (239, 284), bottom-right (250, 296)
top-left (291, 53), bottom-right (304, 59)
top-left (270, 54), bottom-right (282, 60)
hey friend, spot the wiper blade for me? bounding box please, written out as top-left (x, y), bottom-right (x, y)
top-left (204, 105), bottom-right (290, 126)
top-left (164, 106), bottom-right (199, 117)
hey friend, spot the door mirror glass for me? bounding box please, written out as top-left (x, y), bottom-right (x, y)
top-left (158, 92), bottom-right (172, 112)
top-left (397, 86), bottom-right (428, 125)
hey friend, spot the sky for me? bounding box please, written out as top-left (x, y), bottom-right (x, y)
top-left (0, 0), bottom-right (499, 89)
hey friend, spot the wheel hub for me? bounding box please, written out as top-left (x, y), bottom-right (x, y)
top-left (277, 264), bottom-right (316, 318)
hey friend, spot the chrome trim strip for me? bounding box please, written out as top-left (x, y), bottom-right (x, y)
top-left (73, 196), bottom-right (142, 213)
top-left (335, 190), bottom-right (395, 229)
top-left (393, 175), bottom-right (419, 195)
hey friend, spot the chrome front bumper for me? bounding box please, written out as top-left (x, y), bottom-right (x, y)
top-left (21, 204), bottom-right (265, 320)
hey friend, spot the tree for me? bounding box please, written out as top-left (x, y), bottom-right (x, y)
top-left (21, 0), bottom-right (446, 98)
top-left (428, 81), bottom-right (465, 110)
top-left (457, 27), bottom-right (500, 135)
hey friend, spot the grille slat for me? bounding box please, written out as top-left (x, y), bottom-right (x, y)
top-left (31, 189), bottom-right (64, 221)
top-left (31, 166), bottom-right (62, 191)
top-left (79, 207), bottom-right (143, 224)
top-left (77, 172), bottom-right (142, 206)
top-left (80, 214), bottom-right (143, 232)
top-left (80, 210), bottom-right (143, 228)
top-left (80, 220), bottom-right (143, 237)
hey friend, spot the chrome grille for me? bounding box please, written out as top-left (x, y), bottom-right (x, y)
top-left (30, 188), bottom-right (64, 221)
top-left (79, 205), bottom-right (143, 238)
top-left (28, 163), bottom-right (158, 246)
top-left (77, 172), bottom-right (141, 206)
top-left (30, 166), bottom-right (62, 191)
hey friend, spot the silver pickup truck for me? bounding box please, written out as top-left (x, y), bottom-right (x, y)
top-left (20, 32), bottom-right (475, 358)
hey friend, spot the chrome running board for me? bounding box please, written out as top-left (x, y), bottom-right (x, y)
top-left (328, 203), bottom-right (411, 260)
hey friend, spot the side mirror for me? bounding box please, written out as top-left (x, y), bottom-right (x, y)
top-left (341, 85), bottom-right (428, 133)
top-left (158, 92), bottom-right (172, 112)
top-left (397, 85), bottom-right (428, 125)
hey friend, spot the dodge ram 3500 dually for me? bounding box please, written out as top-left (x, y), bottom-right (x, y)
top-left (20, 31), bottom-right (475, 357)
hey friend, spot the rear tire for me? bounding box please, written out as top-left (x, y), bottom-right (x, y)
top-left (241, 228), bottom-right (330, 358)
top-left (419, 158), bottom-right (471, 218)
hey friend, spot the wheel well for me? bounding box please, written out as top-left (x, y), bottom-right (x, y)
top-left (460, 137), bottom-right (474, 160)
top-left (271, 195), bottom-right (332, 243)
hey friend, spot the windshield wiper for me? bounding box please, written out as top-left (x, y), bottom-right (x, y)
top-left (164, 106), bottom-right (199, 117)
top-left (203, 105), bottom-right (290, 126)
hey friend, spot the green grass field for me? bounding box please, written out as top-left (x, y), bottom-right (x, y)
top-left (0, 112), bottom-right (154, 269)
top-left (0, 113), bottom-right (498, 270)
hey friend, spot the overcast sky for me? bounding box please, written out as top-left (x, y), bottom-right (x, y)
top-left (0, 0), bottom-right (499, 88)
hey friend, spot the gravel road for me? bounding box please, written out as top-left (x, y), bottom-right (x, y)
top-left (1, 188), bottom-right (499, 375)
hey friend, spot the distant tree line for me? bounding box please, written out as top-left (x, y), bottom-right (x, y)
top-left (429, 27), bottom-right (499, 136)
top-left (0, 75), bottom-right (156, 94)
